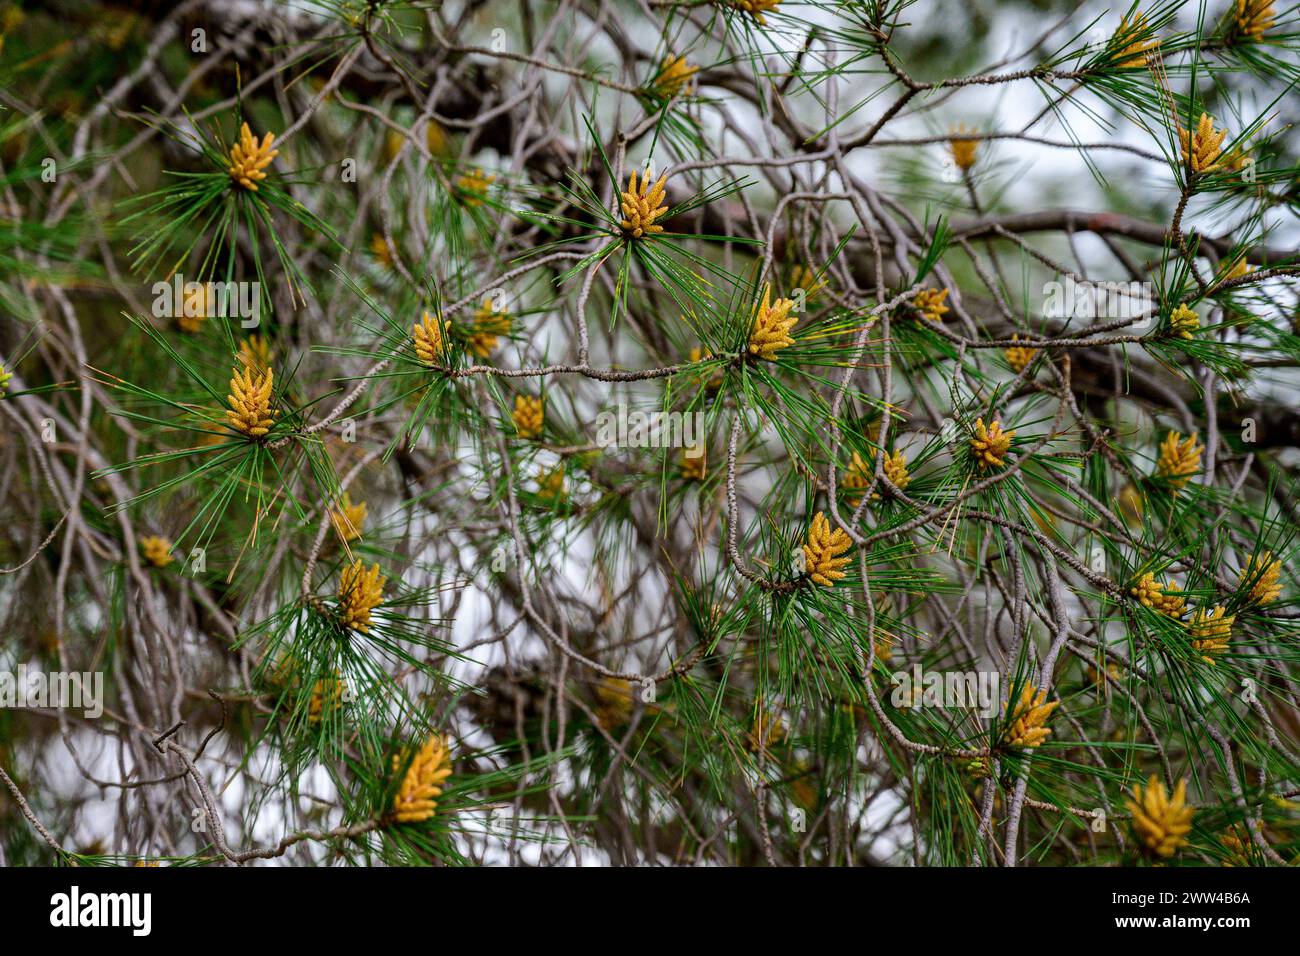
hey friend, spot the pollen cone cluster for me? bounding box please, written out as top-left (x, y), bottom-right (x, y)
top-left (912, 287), bottom-right (949, 323)
top-left (1126, 775), bottom-right (1194, 859)
top-left (1188, 606), bottom-right (1234, 662)
top-left (1235, 0), bottom-right (1276, 39)
top-left (878, 449), bottom-right (910, 496)
top-left (1110, 13), bottom-right (1160, 67)
top-left (1223, 256), bottom-right (1253, 283)
top-left (948, 126), bottom-right (978, 170)
top-left (227, 122), bottom-right (279, 191)
top-left (307, 675), bottom-right (345, 725)
top-left (619, 168), bottom-right (668, 238)
top-left (331, 494), bottom-right (367, 544)
top-left (456, 168), bottom-right (494, 206)
top-left (1130, 572), bottom-right (1187, 618)
top-left (1005, 336), bottom-right (1037, 372)
top-left (536, 466), bottom-right (567, 505)
top-left (370, 233), bottom-right (394, 269)
top-left (225, 366), bottom-right (274, 437)
top-left (747, 284), bottom-right (798, 361)
top-left (1002, 685), bottom-right (1058, 748)
top-left (1168, 303), bottom-right (1199, 339)
top-left (338, 560), bottom-right (386, 633)
top-left (970, 417), bottom-right (1013, 470)
top-left (512, 394), bottom-right (544, 439)
top-left (413, 311), bottom-right (449, 366)
top-left (788, 264), bottom-right (825, 301)
top-left (237, 334), bottom-right (273, 372)
top-left (392, 734), bottom-right (453, 824)
top-left (842, 451), bottom-right (871, 506)
top-left (845, 449), bottom-right (909, 503)
top-left (731, 0), bottom-right (781, 24)
top-left (1178, 113), bottom-right (1228, 174)
top-left (1241, 552), bottom-right (1282, 605)
top-left (690, 345), bottom-right (724, 391)
top-left (1155, 430), bottom-right (1202, 490)
top-left (655, 54), bottom-right (698, 98)
top-left (176, 283), bottom-right (207, 333)
top-left (468, 299), bottom-right (510, 358)
top-left (140, 535), bottom-right (173, 567)
top-left (803, 512), bottom-right (852, 587)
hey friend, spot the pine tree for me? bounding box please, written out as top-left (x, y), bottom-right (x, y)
top-left (0, 0), bottom-right (1297, 868)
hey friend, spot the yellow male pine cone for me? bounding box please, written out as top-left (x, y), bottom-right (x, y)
top-left (383, 128), bottom-right (406, 163)
top-left (1168, 303), bottom-right (1200, 339)
top-left (655, 54), bottom-right (698, 98)
top-left (370, 233), bottom-right (394, 269)
top-left (690, 346), bottom-right (725, 391)
top-left (307, 675), bottom-right (345, 725)
top-left (1110, 12), bottom-right (1160, 67)
top-left (1222, 256), bottom-right (1253, 283)
top-left (140, 535), bottom-right (173, 568)
top-left (842, 451), bottom-right (871, 507)
top-left (879, 449), bottom-right (910, 496)
top-left (912, 287), bottom-right (950, 323)
top-left (619, 167), bottom-right (669, 238)
top-left (1235, 0), bottom-right (1276, 40)
top-left (846, 448), bottom-right (910, 502)
top-left (1130, 571), bottom-right (1187, 619)
top-left (970, 417), bottom-right (1014, 470)
top-left (455, 168), bottom-right (494, 206)
top-left (1219, 825), bottom-right (1255, 867)
top-left (1126, 775), bottom-right (1194, 859)
top-left (338, 560), bottom-right (386, 633)
top-left (747, 284), bottom-right (798, 361)
top-left (227, 122), bottom-right (279, 191)
top-left (788, 264), bottom-right (825, 301)
top-left (468, 299), bottom-right (511, 358)
top-left (803, 512), bottom-right (852, 587)
top-left (512, 394), bottom-right (544, 439)
top-left (392, 734), bottom-right (453, 824)
top-left (948, 125), bottom-right (978, 170)
top-left (1005, 335), bottom-right (1038, 373)
top-left (413, 311), bottom-right (450, 366)
top-left (1002, 685), bottom-right (1058, 748)
top-left (730, 0), bottom-right (781, 25)
top-left (237, 334), bottom-right (273, 372)
top-left (1155, 430), bottom-right (1202, 491)
top-left (536, 466), bottom-right (567, 505)
top-left (225, 366), bottom-right (274, 438)
top-left (1240, 552), bottom-right (1282, 605)
top-left (330, 494), bottom-right (367, 544)
top-left (1178, 113), bottom-right (1228, 174)
top-left (1188, 606), bottom-right (1234, 662)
